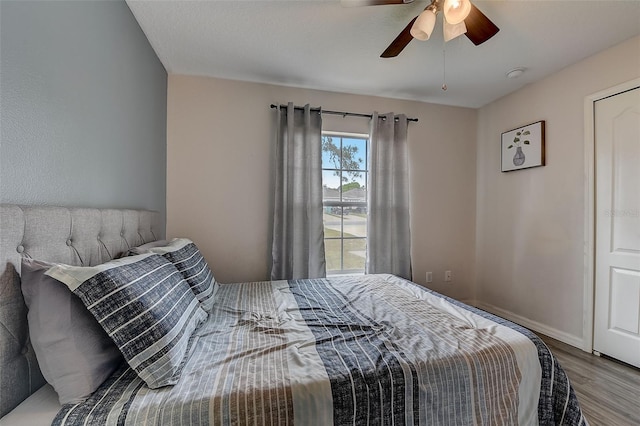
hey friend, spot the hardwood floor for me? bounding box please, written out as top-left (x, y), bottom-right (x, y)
top-left (539, 335), bottom-right (640, 426)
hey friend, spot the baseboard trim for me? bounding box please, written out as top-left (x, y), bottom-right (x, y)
top-left (459, 298), bottom-right (477, 306)
top-left (473, 301), bottom-right (585, 350)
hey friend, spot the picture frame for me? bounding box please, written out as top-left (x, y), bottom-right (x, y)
top-left (501, 120), bottom-right (545, 172)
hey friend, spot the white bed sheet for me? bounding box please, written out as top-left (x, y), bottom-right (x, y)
top-left (0, 384), bottom-right (60, 426)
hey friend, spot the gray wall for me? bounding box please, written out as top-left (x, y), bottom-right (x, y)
top-left (1, 0), bottom-right (167, 229)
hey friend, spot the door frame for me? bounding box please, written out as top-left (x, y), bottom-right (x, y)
top-left (583, 77), bottom-right (640, 353)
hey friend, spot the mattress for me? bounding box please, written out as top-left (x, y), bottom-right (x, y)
top-left (47, 274), bottom-right (585, 425)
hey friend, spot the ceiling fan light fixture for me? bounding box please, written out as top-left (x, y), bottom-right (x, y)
top-left (443, 0), bottom-right (471, 25)
top-left (443, 19), bottom-right (467, 42)
top-left (410, 7), bottom-right (437, 41)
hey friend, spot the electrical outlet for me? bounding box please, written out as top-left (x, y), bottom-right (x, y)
top-left (426, 272), bottom-right (432, 283)
top-left (444, 270), bottom-right (452, 282)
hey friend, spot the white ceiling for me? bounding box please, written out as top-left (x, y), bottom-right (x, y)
top-left (126, 0), bottom-right (640, 108)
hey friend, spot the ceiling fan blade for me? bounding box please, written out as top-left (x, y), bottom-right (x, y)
top-left (464, 3), bottom-right (499, 46)
top-left (380, 16), bottom-right (417, 58)
top-left (341, 0), bottom-right (414, 6)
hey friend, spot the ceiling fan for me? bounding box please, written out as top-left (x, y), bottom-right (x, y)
top-left (346, 0), bottom-right (499, 58)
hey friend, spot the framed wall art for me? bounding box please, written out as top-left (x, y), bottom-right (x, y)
top-left (501, 120), bottom-right (545, 172)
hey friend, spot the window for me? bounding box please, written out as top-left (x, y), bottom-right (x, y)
top-left (322, 132), bottom-right (368, 275)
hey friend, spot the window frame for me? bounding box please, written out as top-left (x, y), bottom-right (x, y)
top-left (322, 131), bottom-right (369, 275)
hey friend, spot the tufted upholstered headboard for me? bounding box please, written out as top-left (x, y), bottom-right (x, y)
top-left (0, 204), bottom-right (163, 417)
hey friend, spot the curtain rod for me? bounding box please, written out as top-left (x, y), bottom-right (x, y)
top-left (270, 104), bottom-right (418, 123)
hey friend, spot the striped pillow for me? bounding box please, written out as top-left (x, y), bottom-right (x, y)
top-left (142, 238), bottom-right (217, 311)
top-left (46, 253), bottom-right (207, 389)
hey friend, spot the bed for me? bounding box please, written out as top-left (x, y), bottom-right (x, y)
top-left (0, 204), bottom-right (587, 425)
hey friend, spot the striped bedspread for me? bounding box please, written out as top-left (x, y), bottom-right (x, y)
top-left (53, 274), bottom-right (586, 425)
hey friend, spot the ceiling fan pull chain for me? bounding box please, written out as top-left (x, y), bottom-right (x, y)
top-left (442, 47), bottom-right (448, 91)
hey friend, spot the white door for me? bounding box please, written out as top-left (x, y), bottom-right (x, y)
top-left (593, 87), bottom-right (640, 368)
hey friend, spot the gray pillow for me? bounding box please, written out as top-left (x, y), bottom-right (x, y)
top-left (20, 258), bottom-right (123, 404)
top-left (46, 253), bottom-right (207, 389)
top-left (143, 238), bottom-right (217, 311)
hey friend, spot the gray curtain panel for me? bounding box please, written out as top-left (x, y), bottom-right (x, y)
top-left (367, 112), bottom-right (412, 279)
top-left (271, 103), bottom-right (326, 280)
